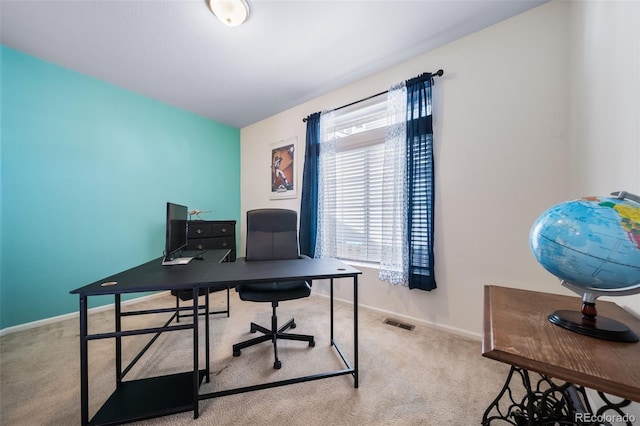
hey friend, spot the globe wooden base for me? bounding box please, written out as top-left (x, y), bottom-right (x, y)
top-left (548, 310), bottom-right (639, 343)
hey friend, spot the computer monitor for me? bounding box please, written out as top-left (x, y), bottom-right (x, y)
top-left (163, 202), bottom-right (192, 265)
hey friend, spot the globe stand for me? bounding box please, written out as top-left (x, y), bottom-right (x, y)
top-left (548, 285), bottom-right (639, 343)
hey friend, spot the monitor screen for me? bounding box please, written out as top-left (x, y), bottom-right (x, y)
top-left (165, 202), bottom-right (188, 260)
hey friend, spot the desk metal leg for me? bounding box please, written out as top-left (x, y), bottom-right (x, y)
top-left (79, 296), bottom-right (89, 426)
top-left (353, 274), bottom-right (359, 388)
top-left (192, 286), bottom-right (199, 419)
top-left (226, 284), bottom-right (230, 318)
top-left (115, 294), bottom-right (122, 388)
top-left (205, 286), bottom-right (210, 383)
top-left (330, 278), bottom-right (334, 342)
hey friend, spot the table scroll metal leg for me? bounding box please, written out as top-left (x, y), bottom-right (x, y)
top-left (482, 365), bottom-right (529, 425)
top-left (482, 365), bottom-right (617, 425)
top-left (595, 392), bottom-right (634, 426)
top-left (79, 296), bottom-right (89, 426)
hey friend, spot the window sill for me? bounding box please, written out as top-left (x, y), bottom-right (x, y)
top-left (339, 259), bottom-right (379, 270)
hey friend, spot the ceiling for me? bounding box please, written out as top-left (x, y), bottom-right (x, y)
top-left (1, 0), bottom-right (547, 128)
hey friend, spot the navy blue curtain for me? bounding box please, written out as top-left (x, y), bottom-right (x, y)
top-left (299, 112), bottom-right (321, 257)
top-left (406, 74), bottom-right (436, 291)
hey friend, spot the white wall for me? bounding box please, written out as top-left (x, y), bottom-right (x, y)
top-left (567, 2), bottom-right (640, 419)
top-left (568, 0), bottom-right (640, 320)
top-left (241, 1), bottom-right (639, 339)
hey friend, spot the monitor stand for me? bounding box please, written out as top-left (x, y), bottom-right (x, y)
top-left (161, 257), bottom-right (193, 266)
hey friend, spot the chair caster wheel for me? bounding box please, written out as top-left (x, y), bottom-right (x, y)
top-left (290, 322), bottom-right (296, 329)
top-left (233, 349), bottom-right (241, 357)
top-left (274, 360), bottom-right (282, 369)
top-left (309, 340), bottom-right (315, 347)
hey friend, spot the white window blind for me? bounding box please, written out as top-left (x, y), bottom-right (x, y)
top-left (329, 96), bottom-right (388, 263)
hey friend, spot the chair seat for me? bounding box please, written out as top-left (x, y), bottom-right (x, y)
top-left (237, 280), bottom-right (311, 303)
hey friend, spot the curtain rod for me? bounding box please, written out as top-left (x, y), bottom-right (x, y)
top-left (303, 69), bottom-right (443, 122)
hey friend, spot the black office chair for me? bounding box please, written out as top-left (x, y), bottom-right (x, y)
top-left (232, 208), bottom-right (315, 369)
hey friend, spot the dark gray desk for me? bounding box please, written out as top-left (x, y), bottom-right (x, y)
top-left (71, 252), bottom-right (361, 425)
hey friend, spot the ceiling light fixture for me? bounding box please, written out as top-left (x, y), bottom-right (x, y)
top-left (207, 0), bottom-right (250, 27)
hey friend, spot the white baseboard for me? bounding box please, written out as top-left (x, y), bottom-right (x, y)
top-left (311, 292), bottom-right (482, 341)
top-left (0, 291), bottom-right (170, 337)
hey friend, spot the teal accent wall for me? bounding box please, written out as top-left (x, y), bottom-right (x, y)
top-left (0, 46), bottom-right (241, 329)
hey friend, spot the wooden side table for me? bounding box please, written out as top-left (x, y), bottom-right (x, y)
top-left (482, 285), bottom-right (640, 425)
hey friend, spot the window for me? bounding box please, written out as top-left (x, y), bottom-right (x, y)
top-left (309, 75), bottom-right (435, 289)
top-left (322, 96), bottom-right (388, 264)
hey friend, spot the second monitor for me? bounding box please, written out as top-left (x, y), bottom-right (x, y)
top-left (162, 202), bottom-right (193, 266)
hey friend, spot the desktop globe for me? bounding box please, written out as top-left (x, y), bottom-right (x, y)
top-left (530, 192), bottom-right (640, 290)
top-left (529, 191), bottom-right (640, 342)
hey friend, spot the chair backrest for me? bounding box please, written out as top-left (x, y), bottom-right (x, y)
top-left (245, 209), bottom-right (300, 261)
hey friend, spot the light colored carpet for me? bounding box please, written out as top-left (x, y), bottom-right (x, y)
top-left (0, 291), bottom-right (510, 425)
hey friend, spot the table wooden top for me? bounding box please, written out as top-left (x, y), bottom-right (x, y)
top-left (482, 285), bottom-right (640, 402)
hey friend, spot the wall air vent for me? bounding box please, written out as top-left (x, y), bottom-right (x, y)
top-left (383, 318), bottom-right (415, 331)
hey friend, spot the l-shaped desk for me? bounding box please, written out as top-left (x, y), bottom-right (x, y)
top-left (70, 250), bottom-right (362, 425)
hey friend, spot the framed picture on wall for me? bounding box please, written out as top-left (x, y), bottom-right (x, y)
top-left (270, 137), bottom-right (297, 200)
